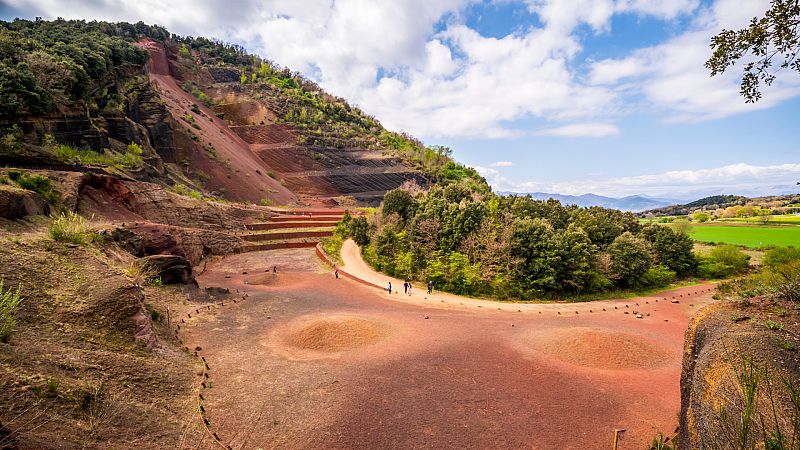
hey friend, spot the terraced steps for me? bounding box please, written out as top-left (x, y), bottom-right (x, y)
top-left (268, 215), bottom-right (344, 222)
top-left (237, 208), bottom-right (346, 253)
top-left (246, 221), bottom-right (339, 231)
top-left (241, 230), bottom-right (333, 242)
top-left (239, 240), bottom-right (319, 252)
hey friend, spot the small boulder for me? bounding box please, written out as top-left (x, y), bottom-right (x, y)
top-left (0, 184), bottom-right (49, 219)
top-left (205, 286), bottom-right (230, 297)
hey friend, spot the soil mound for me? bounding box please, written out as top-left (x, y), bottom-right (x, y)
top-left (525, 327), bottom-right (672, 370)
top-left (283, 316), bottom-right (386, 353)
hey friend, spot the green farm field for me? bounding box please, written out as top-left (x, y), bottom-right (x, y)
top-left (690, 224), bottom-right (800, 248)
top-left (716, 215), bottom-right (800, 225)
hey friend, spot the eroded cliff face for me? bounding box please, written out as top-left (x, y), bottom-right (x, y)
top-left (679, 299), bottom-right (800, 449)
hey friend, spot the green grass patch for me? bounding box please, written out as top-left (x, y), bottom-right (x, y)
top-left (49, 211), bottom-right (93, 244)
top-left (690, 225), bottom-right (800, 248)
top-left (171, 183), bottom-right (205, 200)
top-left (0, 278), bottom-right (22, 343)
top-left (54, 142), bottom-right (143, 169)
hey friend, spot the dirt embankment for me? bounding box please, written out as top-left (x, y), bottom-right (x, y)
top-left (0, 238), bottom-right (206, 448)
top-left (138, 39), bottom-right (297, 205)
top-left (679, 298), bottom-right (800, 449)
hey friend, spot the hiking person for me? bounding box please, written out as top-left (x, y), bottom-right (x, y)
top-left (335, 267), bottom-right (339, 279)
top-left (408, 281), bottom-right (412, 293)
top-left (388, 282), bottom-right (392, 294)
top-left (427, 280), bottom-right (433, 295)
top-left (273, 265), bottom-right (277, 274)
top-left (403, 282), bottom-right (408, 294)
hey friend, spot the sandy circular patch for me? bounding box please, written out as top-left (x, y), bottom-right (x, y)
top-left (272, 315), bottom-right (389, 357)
top-left (523, 327), bottom-right (672, 370)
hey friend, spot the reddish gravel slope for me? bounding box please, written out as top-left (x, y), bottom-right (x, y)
top-left (138, 39), bottom-right (296, 205)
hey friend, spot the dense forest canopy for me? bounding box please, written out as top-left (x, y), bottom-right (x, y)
top-left (0, 19), bottom-right (170, 117)
top-left (334, 170), bottom-right (723, 300)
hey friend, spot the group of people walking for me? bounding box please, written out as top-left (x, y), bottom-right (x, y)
top-left (387, 280), bottom-right (434, 296)
top-left (329, 264), bottom-right (434, 298)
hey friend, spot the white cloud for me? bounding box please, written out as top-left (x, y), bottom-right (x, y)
top-left (5, 0), bottom-right (798, 139)
top-left (588, 0), bottom-right (800, 122)
top-left (3, 0), bottom-right (624, 139)
top-left (476, 162), bottom-right (800, 198)
top-left (490, 161), bottom-right (514, 167)
top-left (534, 122), bottom-right (619, 137)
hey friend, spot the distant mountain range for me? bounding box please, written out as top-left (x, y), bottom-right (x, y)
top-left (496, 191), bottom-right (679, 212)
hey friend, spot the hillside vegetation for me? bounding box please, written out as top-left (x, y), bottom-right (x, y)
top-left (332, 176), bottom-right (742, 300)
top-left (0, 18), bottom-right (458, 206)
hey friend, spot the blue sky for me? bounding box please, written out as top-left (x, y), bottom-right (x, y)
top-left (2, 0), bottom-right (799, 199)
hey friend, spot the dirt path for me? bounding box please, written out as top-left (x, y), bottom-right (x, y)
top-left (340, 238), bottom-right (714, 314)
top-left (180, 247), bottom-right (715, 449)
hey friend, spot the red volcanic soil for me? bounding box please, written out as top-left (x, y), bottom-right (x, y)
top-left (137, 39), bottom-right (296, 205)
top-left (181, 248), bottom-right (715, 449)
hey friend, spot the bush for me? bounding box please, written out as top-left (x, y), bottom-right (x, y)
top-left (49, 211), bottom-right (92, 244)
top-left (698, 260), bottom-right (735, 279)
top-left (708, 244), bottom-right (750, 273)
top-left (643, 264), bottom-right (677, 287)
top-left (0, 279), bottom-right (22, 343)
top-left (607, 232), bottom-right (652, 287)
top-left (8, 171), bottom-right (58, 203)
top-left (763, 247), bottom-right (800, 269)
top-left (321, 235), bottom-right (344, 264)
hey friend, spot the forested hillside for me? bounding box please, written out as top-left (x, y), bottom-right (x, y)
top-left (0, 19), bottom-right (453, 205)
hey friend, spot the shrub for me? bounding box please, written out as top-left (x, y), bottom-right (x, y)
top-left (321, 235), bottom-right (344, 264)
top-left (54, 142), bottom-right (142, 169)
top-left (8, 171), bottom-right (58, 203)
top-left (698, 260), bottom-right (735, 279)
top-left (607, 232), bottom-right (652, 287)
top-left (708, 245), bottom-right (750, 273)
top-left (765, 320), bottom-right (784, 331)
top-left (643, 264), bottom-right (677, 287)
top-left (49, 211), bottom-right (92, 244)
top-left (763, 247), bottom-right (800, 269)
top-left (0, 279), bottom-right (22, 343)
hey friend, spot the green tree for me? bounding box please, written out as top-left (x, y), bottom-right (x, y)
top-left (707, 0), bottom-right (800, 102)
top-left (510, 218), bottom-right (562, 295)
top-left (607, 232), bottom-right (653, 287)
top-left (693, 211), bottom-right (711, 223)
top-left (640, 224), bottom-right (698, 275)
top-left (382, 188), bottom-right (417, 221)
top-left (349, 216), bottom-right (370, 246)
top-left (558, 224), bottom-right (598, 293)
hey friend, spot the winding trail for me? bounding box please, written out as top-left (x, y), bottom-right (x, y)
top-left (180, 246), bottom-right (715, 449)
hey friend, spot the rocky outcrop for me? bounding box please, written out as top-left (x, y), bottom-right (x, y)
top-left (134, 254), bottom-right (193, 284)
top-left (79, 174), bottom-right (267, 229)
top-left (0, 185), bottom-right (48, 219)
top-left (679, 299), bottom-right (800, 449)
